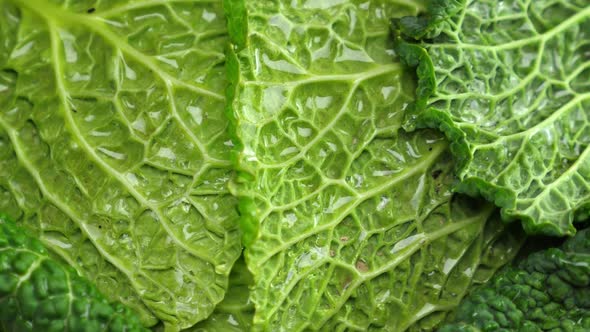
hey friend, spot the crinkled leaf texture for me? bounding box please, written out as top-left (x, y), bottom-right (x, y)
top-left (226, 0), bottom-right (523, 330)
top-left (0, 0), bottom-right (241, 330)
top-left (394, 0), bottom-right (590, 236)
top-left (190, 257), bottom-right (254, 332)
top-left (0, 215), bottom-right (147, 332)
top-left (440, 226), bottom-right (590, 331)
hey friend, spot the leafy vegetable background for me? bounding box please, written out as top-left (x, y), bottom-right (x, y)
top-left (0, 0), bottom-right (587, 331)
top-left (226, 0), bottom-right (522, 330)
top-left (190, 257), bottom-right (254, 332)
top-left (439, 227), bottom-right (590, 331)
top-left (395, 0), bottom-right (590, 236)
top-left (0, 215), bottom-right (147, 332)
top-left (0, 0), bottom-right (241, 329)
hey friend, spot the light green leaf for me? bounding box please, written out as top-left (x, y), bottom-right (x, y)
top-left (189, 256), bottom-right (254, 332)
top-left (394, 0), bottom-right (590, 236)
top-left (0, 0), bottom-right (241, 329)
top-left (226, 0), bottom-right (523, 330)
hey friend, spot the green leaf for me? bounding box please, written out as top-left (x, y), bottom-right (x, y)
top-left (0, 0), bottom-right (241, 329)
top-left (440, 227), bottom-right (590, 331)
top-left (189, 256), bottom-right (254, 332)
top-left (226, 0), bottom-right (523, 330)
top-left (394, 0), bottom-right (590, 236)
top-left (0, 215), bottom-right (148, 332)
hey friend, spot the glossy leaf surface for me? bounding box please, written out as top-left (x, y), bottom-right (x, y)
top-left (226, 0), bottom-right (523, 330)
top-left (0, 0), bottom-right (241, 329)
top-left (190, 256), bottom-right (254, 332)
top-left (395, 0), bottom-right (590, 236)
top-left (0, 215), bottom-right (147, 332)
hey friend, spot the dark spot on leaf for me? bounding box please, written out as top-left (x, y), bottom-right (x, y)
top-left (355, 260), bottom-right (369, 272)
top-left (428, 147), bottom-right (432, 151)
top-left (432, 169), bottom-right (442, 179)
top-left (435, 183), bottom-right (442, 194)
top-left (98, 225), bottom-right (102, 229)
top-left (72, 109), bottom-right (78, 113)
top-left (87, 7), bottom-right (96, 14)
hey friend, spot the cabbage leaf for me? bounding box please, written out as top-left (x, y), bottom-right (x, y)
top-left (190, 257), bottom-right (254, 332)
top-left (225, 0), bottom-right (523, 330)
top-left (394, 0), bottom-right (590, 236)
top-left (0, 0), bottom-right (241, 329)
top-left (0, 215), bottom-right (148, 332)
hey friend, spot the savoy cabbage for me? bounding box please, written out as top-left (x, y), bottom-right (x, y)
top-left (225, 0), bottom-right (523, 330)
top-left (394, 0), bottom-right (590, 236)
top-left (0, 0), bottom-right (241, 330)
top-left (1, 0), bottom-right (586, 330)
top-left (439, 227), bottom-right (590, 331)
top-left (0, 215), bottom-right (148, 332)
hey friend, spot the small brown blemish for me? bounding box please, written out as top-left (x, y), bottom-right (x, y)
top-left (340, 236), bottom-right (349, 242)
top-left (355, 260), bottom-right (369, 272)
top-left (329, 250), bottom-right (335, 257)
